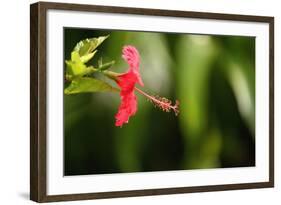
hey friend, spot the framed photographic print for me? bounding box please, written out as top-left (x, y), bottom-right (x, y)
top-left (30, 1), bottom-right (274, 202)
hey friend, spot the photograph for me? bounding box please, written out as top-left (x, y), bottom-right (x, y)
top-left (63, 28), bottom-right (256, 176)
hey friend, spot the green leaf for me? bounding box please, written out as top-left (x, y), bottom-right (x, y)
top-left (80, 50), bottom-right (97, 63)
top-left (65, 51), bottom-right (97, 78)
top-left (73, 36), bottom-right (109, 58)
top-left (64, 77), bottom-right (119, 94)
top-left (71, 50), bottom-right (82, 62)
top-left (65, 36), bottom-right (113, 80)
top-left (65, 51), bottom-right (87, 76)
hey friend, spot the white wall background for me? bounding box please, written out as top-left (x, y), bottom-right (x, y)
top-left (0, 0), bottom-right (279, 204)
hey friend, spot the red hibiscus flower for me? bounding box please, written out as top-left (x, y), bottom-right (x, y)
top-left (115, 46), bottom-right (144, 127)
top-left (114, 46), bottom-right (179, 127)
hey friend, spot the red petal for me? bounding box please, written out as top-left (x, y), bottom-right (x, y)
top-left (122, 46), bottom-right (140, 70)
top-left (115, 72), bottom-right (138, 127)
top-left (122, 46), bottom-right (144, 86)
top-left (115, 91), bottom-right (137, 127)
top-left (115, 46), bottom-right (144, 127)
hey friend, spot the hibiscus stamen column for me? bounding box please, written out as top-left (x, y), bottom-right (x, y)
top-left (134, 87), bottom-right (179, 116)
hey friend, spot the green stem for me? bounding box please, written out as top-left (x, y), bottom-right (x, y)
top-left (88, 66), bottom-right (119, 80)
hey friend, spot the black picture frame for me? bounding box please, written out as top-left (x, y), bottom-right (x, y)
top-left (30, 1), bottom-right (274, 202)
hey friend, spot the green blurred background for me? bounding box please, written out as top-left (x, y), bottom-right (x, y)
top-left (64, 28), bottom-right (255, 176)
